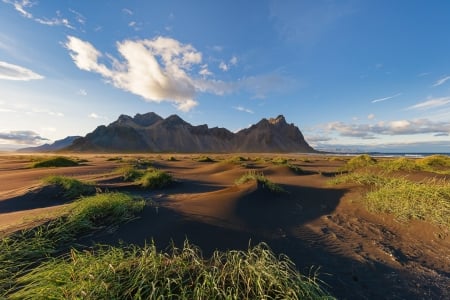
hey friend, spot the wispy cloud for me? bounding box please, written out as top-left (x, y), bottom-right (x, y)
top-left (122, 8), bottom-right (133, 15)
top-left (407, 97), bottom-right (450, 110)
top-left (219, 56), bottom-right (238, 72)
top-left (371, 92), bottom-right (401, 103)
top-left (0, 61), bottom-right (43, 81)
top-left (325, 118), bottom-right (450, 138)
top-left (233, 106), bottom-right (254, 114)
top-left (65, 36), bottom-right (294, 111)
top-left (367, 113), bottom-right (375, 120)
top-left (3, 0), bottom-right (74, 28)
top-left (0, 130), bottom-right (48, 145)
top-left (88, 112), bottom-right (108, 120)
top-left (432, 75), bottom-right (450, 87)
top-left (77, 89), bottom-right (87, 96)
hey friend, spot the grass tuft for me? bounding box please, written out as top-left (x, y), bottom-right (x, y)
top-left (0, 193), bottom-right (145, 295)
top-left (330, 173), bottom-right (450, 227)
top-left (31, 157), bottom-right (80, 168)
top-left (139, 169), bottom-right (173, 189)
top-left (236, 171), bottom-right (286, 193)
top-left (43, 175), bottom-right (96, 199)
top-left (195, 156), bottom-right (215, 162)
top-left (339, 154), bottom-right (377, 171)
top-left (9, 242), bottom-right (334, 300)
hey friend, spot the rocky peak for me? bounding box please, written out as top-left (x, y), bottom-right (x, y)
top-left (133, 112), bottom-right (163, 127)
top-left (268, 115), bottom-right (287, 125)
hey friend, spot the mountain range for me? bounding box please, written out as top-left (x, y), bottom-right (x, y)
top-left (20, 112), bottom-right (316, 153)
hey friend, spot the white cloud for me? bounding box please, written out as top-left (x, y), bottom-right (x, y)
top-left (408, 97), bottom-right (450, 110)
top-left (199, 66), bottom-right (212, 77)
top-left (325, 118), bottom-right (450, 138)
top-left (4, 0), bottom-right (74, 28)
top-left (0, 130), bottom-right (48, 145)
top-left (432, 75), bottom-right (450, 87)
top-left (233, 105), bottom-right (254, 114)
top-left (367, 113), bottom-right (375, 120)
top-left (371, 92), bottom-right (401, 103)
top-left (77, 89), bottom-right (88, 96)
top-left (65, 36), bottom-right (205, 111)
top-left (2, 0), bottom-right (33, 18)
top-left (122, 8), bottom-right (133, 15)
top-left (32, 108), bottom-right (64, 117)
top-left (230, 56), bottom-right (238, 65)
top-left (219, 61), bottom-right (229, 71)
top-left (0, 61), bottom-right (44, 81)
top-left (88, 112), bottom-right (108, 120)
top-left (128, 21), bottom-right (136, 27)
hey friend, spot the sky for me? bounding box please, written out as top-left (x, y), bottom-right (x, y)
top-left (0, 0), bottom-right (449, 152)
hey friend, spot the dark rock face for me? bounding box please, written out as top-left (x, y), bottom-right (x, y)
top-left (64, 113), bottom-right (316, 153)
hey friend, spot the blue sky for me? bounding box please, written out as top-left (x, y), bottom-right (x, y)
top-left (0, 0), bottom-right (449, 152)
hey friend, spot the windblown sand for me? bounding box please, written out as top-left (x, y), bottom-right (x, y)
top-left (0, 153), bottom-right (449, 299)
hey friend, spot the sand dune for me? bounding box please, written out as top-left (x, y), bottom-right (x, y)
top-left (0, 153), bottom-right (449, 299)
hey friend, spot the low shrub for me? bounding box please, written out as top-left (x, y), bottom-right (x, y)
top-left (32, 157), bottom-right (79, 168)
top-left (139, 169), bottom-right (173, 189)
top-left (43, 176), bottom-right (96, 199)
top-left (236, 171), bottom-right (286, 193)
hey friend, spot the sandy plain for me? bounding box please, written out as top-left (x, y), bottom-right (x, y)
top-left (0, 153), bottom-right (449, 299)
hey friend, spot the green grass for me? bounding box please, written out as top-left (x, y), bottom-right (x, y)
top-left (236, 171), bottom-right (286, 193)
top-left (43, 175), bottom-right (96, 199)
top-left (195, 156), bottom-right (215, 162)
top-left (139, 169), bottom-right (173, 189)
top-left (330, 173), bottom-right (450, 227)
top-left (0, 193), bottom-right (145, 295)
top-left (9, 242), bottom-right (333, 300)
top-left (288, 164), bottom-right (304, 174)
top-left (116, 165), bottom-right (144, 181)
top-left (379, 157), bottom-right (420, 172)
top-left (31, 157), bottom-right (80, 168)
top-left (116, 165), bottom-right (173, 189)
top-left (272, 157), bottom-right (289, 165)
top-left (338, 154), bottom-right (377, 172)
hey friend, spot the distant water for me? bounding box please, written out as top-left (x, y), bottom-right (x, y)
top-left (310, 152), bottom-right (450, 158)
top-left (330, 152), bottom-right (450, 158)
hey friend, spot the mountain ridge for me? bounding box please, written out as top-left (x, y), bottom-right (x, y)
top-left (22, 112), bottom-right (316, 153)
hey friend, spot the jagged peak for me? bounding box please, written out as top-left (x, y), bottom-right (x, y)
top-left (133, 112), bottom-right (163, 127)
top-left (268, 115), bottom-right (286, 125)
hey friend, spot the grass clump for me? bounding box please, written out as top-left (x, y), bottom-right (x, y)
top-left (31, 156), bottom-right (79, 168)
top-left (330, 173), bottom-right (450, 227)
top-left (0, 193), bottom-right (145, 295)
top-left (272, 157), bottom-right (289, 165)
top-left (106, 156), bottom-right (123, 162)
top-left (236, 171), bottom-right (286, 193)
top-left (116, 165), bottom-right (144, 181)
top-left (379, 157), bottom-right (420, 172)
top-left (288, 164), bottom-right (304, 174)
top-left (416, 155), bottom-right (450, 174)
top-left (43, 175), bottom-right (96, 199)
top-left (139, 169), bottom-right (173, 189)
top-left (339, 154), bottom-right (377, 171)
top-left (9, 242), bottom-right (334, 300)
top-left (195, 156), bottom-right (215, 162)
top-left (167, 156), bottom-right (178, 161)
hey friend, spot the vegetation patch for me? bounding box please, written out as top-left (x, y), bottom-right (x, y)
top-left (339, 154), bottom-right (377, 172)
top-left (416, 155), bottom-right (450, 174)
top-left (139, 169), bottom-right (173, 189)
top-left (272, 156), bottom-right (289, 165)
top-left (116, 165), bottom-right (144, 181)
top-left (0, 193), bottom-right (145, 295)
top-left (236, 171), bottom-right (286, 193)
top-left (288, 164), bottom-right (304, 174)
top-left (9, 242), bottom-right (333, 300)
top-left (330, 173), bottom-right (450, 227)
top-left (31, 156), bottom-right (80, 168)
top-left (43, 175), bottom-right (96, 199)
top-left (195, 156), bottom-right (215, 162)
top-left (167, 156), bottom-right (178, 161)
top-left (379, 157), bottom-right (420, 172)
top-left (106, 156), bottom-right (123, 162)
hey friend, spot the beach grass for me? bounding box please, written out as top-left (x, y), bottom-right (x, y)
top-left (236, 171), bottom-right (286, 193)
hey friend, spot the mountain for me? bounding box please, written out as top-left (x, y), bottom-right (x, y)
top-left (17, 136), bottom-right (82, 153)
top-left (65, 112), bottom-right (316, 153)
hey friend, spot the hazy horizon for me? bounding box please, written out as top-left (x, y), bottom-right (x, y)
top-left (1, 1), bottom-right (449, 152)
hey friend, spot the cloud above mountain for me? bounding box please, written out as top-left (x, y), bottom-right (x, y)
top-left (65, 36), bottom-right (216, 112)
